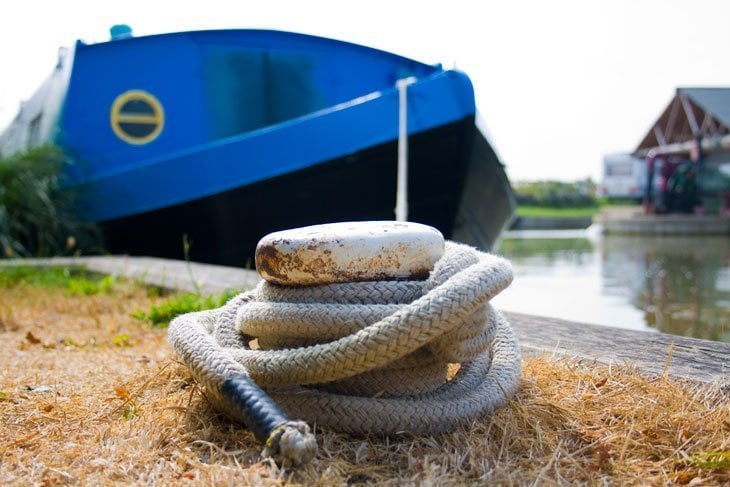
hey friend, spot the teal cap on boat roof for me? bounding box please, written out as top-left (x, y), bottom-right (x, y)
top-left (110, 24), bottom-right (133, 41)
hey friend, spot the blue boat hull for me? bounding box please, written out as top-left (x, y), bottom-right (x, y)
top-left (99, 117), bottom-right (511, 266)
top-left (0, 29), bottom-right (514, 264)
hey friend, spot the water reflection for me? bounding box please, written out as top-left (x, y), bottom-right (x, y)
top-left (493, 230), bottom-right (730, 343)
top-left (602, 235), bottom-right (730, 342)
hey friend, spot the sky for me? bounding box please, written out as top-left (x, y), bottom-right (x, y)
top-left (1, 0), bottom-right (729, 182)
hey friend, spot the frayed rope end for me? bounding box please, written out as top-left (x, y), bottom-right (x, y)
top-left (262, 420), bottom-right (318, 467)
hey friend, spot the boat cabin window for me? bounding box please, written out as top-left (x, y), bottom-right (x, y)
top-left (203, 50), bottom-right (327, 139)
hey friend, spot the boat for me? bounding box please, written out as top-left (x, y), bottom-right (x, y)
top-left (0, 26), bottom-right (515, 267)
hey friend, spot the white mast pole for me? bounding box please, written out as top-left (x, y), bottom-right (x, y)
top-left (395, 77), bottom-right (416, 222)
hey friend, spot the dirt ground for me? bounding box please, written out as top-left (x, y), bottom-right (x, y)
top-left (0, 278), bottom-right (728, 485)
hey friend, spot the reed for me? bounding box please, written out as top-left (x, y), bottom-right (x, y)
top-left (0, 145), bottom-right (102, 258)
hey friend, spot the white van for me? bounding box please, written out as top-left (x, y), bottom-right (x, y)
top-left (601, 153), bottom-right (646, 200)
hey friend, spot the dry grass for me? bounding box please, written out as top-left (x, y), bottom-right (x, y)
top-left (1, 280), bottom-right (728, 486)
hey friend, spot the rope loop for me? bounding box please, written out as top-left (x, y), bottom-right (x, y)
top-left (169, 241), bottom-right (521, 465)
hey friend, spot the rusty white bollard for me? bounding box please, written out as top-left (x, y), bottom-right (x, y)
top-left (255, 221), bottom-right (445, 285)
top-left (172, 221), bottom-right (520, 467)
top-left (215, 221), bottom-right (446, 466)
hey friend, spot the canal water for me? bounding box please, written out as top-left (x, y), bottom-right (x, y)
top-left (491, 227), bottom-right (730, 343)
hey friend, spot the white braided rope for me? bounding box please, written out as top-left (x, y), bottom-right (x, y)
top-left (169, 241), bottom-right (521, 437)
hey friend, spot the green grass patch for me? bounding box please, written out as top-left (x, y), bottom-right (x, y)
top-left (1, 265), bottom-right (242, 327)
top-left (515, 205), bottom-right (599, 218)
top-left (132, 289), bottom-right (240, 327)
top-left (0, 265), bottom-right (117, 295)
top-left (597, 197), bottom-right (642, 206)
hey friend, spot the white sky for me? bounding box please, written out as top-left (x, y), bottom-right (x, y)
top-left (1, 0), bottom-right (729, 182)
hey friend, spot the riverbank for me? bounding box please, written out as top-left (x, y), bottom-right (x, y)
top-left (510, 204), bottom-right (622, 230)
top-left (513, 204), bottom-right (730, 234)
top-left (4, 255), bottom-right (729, 375)
top-left (1, 260), bottom-right (728, 484)
top-left (510, 216), bottom-right (593, 230)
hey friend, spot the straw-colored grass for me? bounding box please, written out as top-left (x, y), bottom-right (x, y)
top-left (1, 280), bottom-right (728, 485)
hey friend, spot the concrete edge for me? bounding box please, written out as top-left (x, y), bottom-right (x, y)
top-left (2, 255), bottom-right (728, 385)
top-left (0, 255), bottom-right (261, 295)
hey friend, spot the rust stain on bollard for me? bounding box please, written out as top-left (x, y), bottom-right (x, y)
top-left (255, 221), bottom-right (445, 286)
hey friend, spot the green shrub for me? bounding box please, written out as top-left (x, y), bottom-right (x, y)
top-left (0, 145), bottom-right (103, 258)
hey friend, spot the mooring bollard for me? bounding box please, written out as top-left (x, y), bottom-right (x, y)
top-left (168, 220), bottom-right (521, 467)
top-left (255, 221), bottom-right (445, 285)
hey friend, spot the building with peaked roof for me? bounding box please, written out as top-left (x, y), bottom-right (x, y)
top-left (634, 87), bottom-right (730, 160)
top-left (621, 87), bottom-right (730, 215)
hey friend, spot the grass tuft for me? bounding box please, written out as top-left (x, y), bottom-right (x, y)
top-left (132, 289), bottom-right (240, 327)
top-left (689, 451), bottom-right (730, 469)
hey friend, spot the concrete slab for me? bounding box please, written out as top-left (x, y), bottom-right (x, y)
top-left (0, 255), bottom-right (260, 295)
top-left (597, 209), bottom-right (730, 235)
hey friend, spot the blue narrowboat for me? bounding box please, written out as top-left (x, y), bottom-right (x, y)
top-left (0, 27), bottom-right (514, 266)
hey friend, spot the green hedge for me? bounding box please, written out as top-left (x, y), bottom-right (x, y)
top-left (513, 179), bottom-right (598, 208)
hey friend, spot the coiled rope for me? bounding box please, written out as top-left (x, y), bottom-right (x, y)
top-left (168, 241), bottom-right (521, 466)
